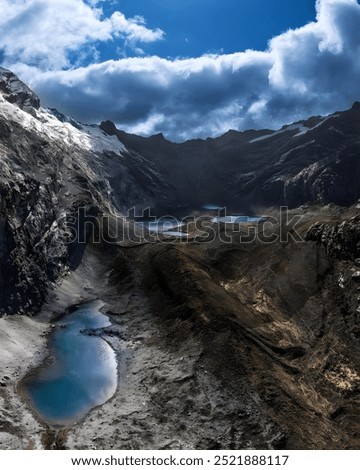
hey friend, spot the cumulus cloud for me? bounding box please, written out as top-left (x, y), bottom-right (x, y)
top-left (0, 0), bottom-right (164, 70)
top-left (3, 0), bottom-right (360, 141)
top-left (14, 51), bottom-right (271, 140)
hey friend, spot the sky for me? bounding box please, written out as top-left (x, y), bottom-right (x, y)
top-left (0, 0), bottom-right (360, 141)
top-left (96, 1), bottom-right (316, 60)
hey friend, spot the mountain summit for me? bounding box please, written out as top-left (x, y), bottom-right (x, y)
top-left (0, 67), bottom-right (40, 111)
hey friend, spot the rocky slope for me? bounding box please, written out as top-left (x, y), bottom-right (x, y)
top-left (0, 67), bottom-right (40, 111)
top-left (128, 205), bottom-right (360, 449)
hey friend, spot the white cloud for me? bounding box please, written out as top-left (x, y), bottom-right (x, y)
top-left (2, 0), bottom-right (360, 141)
top-left (0, 0), bottom-right (164, 70)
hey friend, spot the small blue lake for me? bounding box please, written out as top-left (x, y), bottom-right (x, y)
top-left (24, 301), bottom-right (117, 427)
top-left (136, 218), bottom-right (189, 238)
top-left (212, 215), bottom-right (263, 224)
top-left (202, 204), bottom-right (223, 211)
top-left (137, 218), bottom-right (185, 233)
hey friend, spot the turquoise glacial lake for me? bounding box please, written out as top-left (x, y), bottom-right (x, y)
top-left (24, 301), bottom-right (117, 427)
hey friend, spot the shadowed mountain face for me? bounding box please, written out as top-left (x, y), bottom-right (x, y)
top-left (101, 104), bottom-right (360, 213)
top-left (1, 68), bottom-right (360, 450)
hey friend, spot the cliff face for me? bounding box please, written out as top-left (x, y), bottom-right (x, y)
top-left (0, 69), bottom-right (167, 315)
top-left (306, 214), bottom-right (360, 261)
top-left (0, 125), bottom-right (96, 314)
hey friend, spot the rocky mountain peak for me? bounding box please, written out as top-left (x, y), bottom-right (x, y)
top-left (0, 67), bottom-right (40, 112)
top-left (100, 120), bottom-right (117, 135)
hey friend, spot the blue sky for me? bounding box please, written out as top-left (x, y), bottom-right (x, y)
top-left (1, 0), bottom-right (360, 141)
top-left (99, 0), bottom-right (316, 59)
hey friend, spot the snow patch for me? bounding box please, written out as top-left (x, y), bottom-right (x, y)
top-left (249, 124), bottom-right (309, 143)
top-left (249, 114), bottom-right (340, 143)
top-left (293, 115), bottom-right (339, 137)
top-left (329, 126), bottom-right (345, 136)
top-left (278, 140), bottom-right (316, 163)
top-left (0, 95), bottom-right (126, 156)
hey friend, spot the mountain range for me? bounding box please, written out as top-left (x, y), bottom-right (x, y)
top-left (1, 67), bottom-right (360, 450)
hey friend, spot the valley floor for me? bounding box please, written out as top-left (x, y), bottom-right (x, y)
top-left (1, 205), bottom-right (360, 450)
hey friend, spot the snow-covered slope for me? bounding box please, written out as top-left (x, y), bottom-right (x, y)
top-left (0, 91), bottom-right (126, 156)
